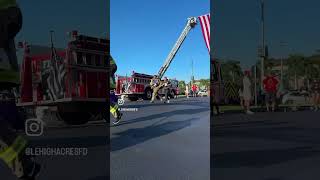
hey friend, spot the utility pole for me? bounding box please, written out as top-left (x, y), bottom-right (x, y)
top-left (281, 58), bottom-right (283, 85)
top-left (260, 0), bottom-right (265, 90)
top-left (191, 58), bottom-right (194, 85)
top-left (50, 30), bottom-right (55, 48)
top-left (280, 41), bottom-right (288, 85)
top-left (255, 65), bottom-right (258, 107)
top-left (280, 41), bottom-right (288, 92)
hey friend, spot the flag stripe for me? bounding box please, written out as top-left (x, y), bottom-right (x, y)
top-left (204, 16), bottom-right (210, 51)
top-left (45, 46), bottom-right (67, 100)
top-left (198, 14), bottom-right (211, 52)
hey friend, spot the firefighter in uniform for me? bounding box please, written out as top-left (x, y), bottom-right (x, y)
top-left (150, 75), bottom-right (164, 103)
top-left (162, 77), bottom-right (171, 103)
top-left (109, 56), bottom-right (122, 124)
top-left (0, 1), bottom-right (40, 179)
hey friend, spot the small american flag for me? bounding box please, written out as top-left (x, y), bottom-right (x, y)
top-left (198, 14), bottom-right (210, 52)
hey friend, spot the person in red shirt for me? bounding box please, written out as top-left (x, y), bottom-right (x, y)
top-left (192, 84), bottom-right (197, 97)
top-left (263, 72), bottom-right (279, 112)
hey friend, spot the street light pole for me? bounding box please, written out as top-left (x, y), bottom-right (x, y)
top-left (255, 65), bottom-right (258, 107)
top-left (280, 41), bottom-right (288, 92)
top-left (260, 0), bottom-right (265, 90)
top-left (191, 58), bottom-right (194, 85)
top-left (281, 57), bottom-right (283, 83)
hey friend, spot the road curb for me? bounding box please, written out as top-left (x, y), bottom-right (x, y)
top-left (217, 105), bottom-right (313, 114)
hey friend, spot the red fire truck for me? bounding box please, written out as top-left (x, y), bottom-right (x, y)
top-left (115, 72), bottom-right (179, 101)
top-left (16, 31), bottom-right (108, 125)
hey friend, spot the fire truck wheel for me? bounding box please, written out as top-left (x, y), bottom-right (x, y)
top-left (58, 112), bottom-right (91, 125)
top-left (143, 88), bottom-right (152, 100)
top-left (57, 106), bottom-right (91, 125)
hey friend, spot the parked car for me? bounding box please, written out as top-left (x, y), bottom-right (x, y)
top-left (281, 91), bottom-right (310, 105)
top-left (197, 90), bottom-right (208, 97)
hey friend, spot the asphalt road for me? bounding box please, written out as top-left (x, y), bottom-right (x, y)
top-left (213, 110), bottom-right (320, 180)
top-left (110, 97), bottom-right (210, 180)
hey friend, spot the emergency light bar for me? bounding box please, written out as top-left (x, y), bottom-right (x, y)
top-left (72, 30), bottom-right (78, 38)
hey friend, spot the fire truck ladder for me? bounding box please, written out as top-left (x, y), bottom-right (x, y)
top-left (157, 17), bottom-right (197, 79)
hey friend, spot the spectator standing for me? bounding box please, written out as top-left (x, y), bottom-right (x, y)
top-left (311, 78), bottom-right (320, 111)
top-left (243, 71), bottom-right (254, 114)
top-left (185, 84), bottom-right (189, 98)
top-left (238, 83), bottom-right (244, 111)
top-left (192, 84), bottom-right (197, 97)
top-left (263, 72), bottom-right (279, 112)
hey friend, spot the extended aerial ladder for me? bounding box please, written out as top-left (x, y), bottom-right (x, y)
top-left (157, 17), bottom-right (197, 79)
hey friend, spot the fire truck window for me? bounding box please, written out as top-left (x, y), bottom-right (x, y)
top-left (77, 52), bottom-right (83, 64)
top-left (82, 54), bottom-right (87, 65)
top-left (95, 55), bottom-right (101, 66)
top-left (72, 51), bottom-right (77, 64)
top-left (86, 54), bottom-right (93, 65)
top-left (103, 56), bottom-right (108, 67)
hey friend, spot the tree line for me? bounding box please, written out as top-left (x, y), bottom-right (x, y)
top-left (216, 51), bottom-right (320, 91)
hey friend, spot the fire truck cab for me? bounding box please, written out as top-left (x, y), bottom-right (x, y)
top-left (17, 31), bottom-right (108, 125)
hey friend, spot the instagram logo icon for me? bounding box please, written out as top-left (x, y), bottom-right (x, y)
top-left (25, 119), bottom-right (44, 136)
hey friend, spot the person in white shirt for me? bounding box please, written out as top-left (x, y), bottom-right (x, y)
top-left (238, 85), bottom-right (244, 110)
top-left (185, 85), bottom-right (189, 98)
top-left (243, 71), bottom-right (254, 114)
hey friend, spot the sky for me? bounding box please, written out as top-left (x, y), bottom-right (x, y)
top-left (14, 0), bottom-right (318, 80)
top-left (16, 0), bottom-right (108, 62)
top-left (110, 0), bottom-right (210, 82)
top-left (213, 0), bottom-right (320, 70)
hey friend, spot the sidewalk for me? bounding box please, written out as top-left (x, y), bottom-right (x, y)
top-left (216, 104), bottom-right (313, 114)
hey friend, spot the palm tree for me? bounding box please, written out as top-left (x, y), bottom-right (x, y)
top-left (287, 54), bottom-right (305, 90)
top-left (303, 59), bottom-right (319, 90)
top-left (198, 79), bottom-right (210, 88)
top-left (221, 60), bottom-right (243, 84)
top-left (178, 81), bottom-right (186, 94)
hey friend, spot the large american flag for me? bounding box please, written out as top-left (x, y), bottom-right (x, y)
top-left (198, 14), bottom-right (210, 52)
top-left (43, 47), bottom-right (66, 101)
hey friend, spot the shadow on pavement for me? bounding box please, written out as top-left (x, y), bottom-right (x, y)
top-left (214, 120), bottom-right (290, 129)
top-left (114, 108), bottom-right (208, 127)
top-left (86, 176), bottom-right (108, 180)
top-left (213, 146), bottom-right (319, 168)
top-left (111, 118), bottom-right (199, 152)
top-left (123, 98), bottom-right (209, 109)
top-left (213, 123), bottom-right (320, 144)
